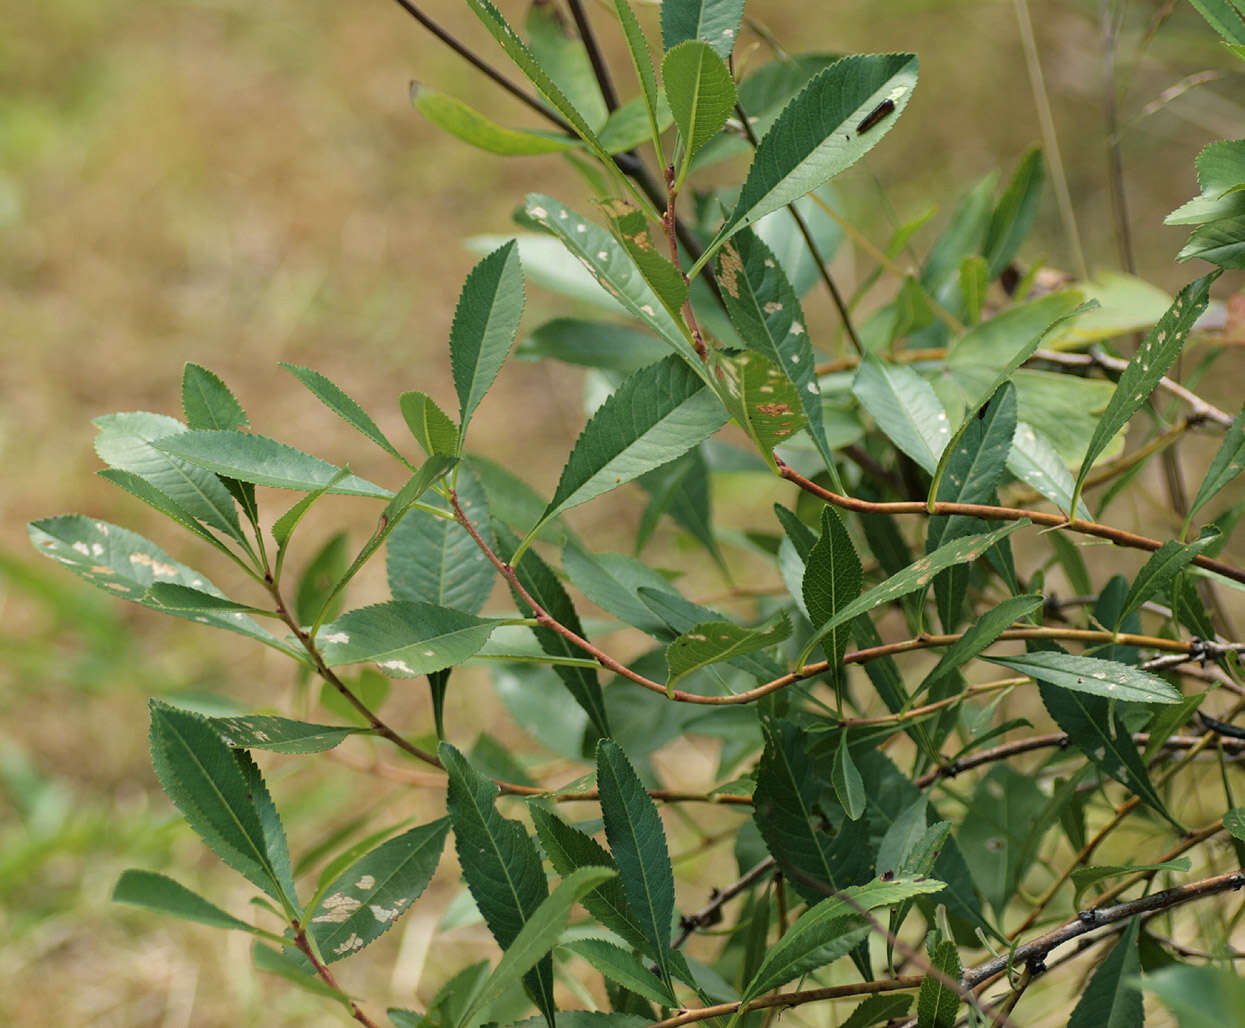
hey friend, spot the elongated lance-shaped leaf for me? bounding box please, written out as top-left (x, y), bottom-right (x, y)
top-left (596, 740), bottom-right (676, 988)
top-left (917, 594), bottom-right (1043, 699)
top-left (1037, 677), bottom-right (1176, 825)
top-left (440, 743), bottom-right (556, 1025)
top-left (144, 582), bottom-right (267, 616)
top-left (853, 356), bottom-right (950, 474)
top-left (154, 430), bottom-right (391, 498)
top-left (1072, 271), bottom-right (1220, 512)
top-left (599, 198), bottom-right (688, 320)
top-left (752, 718), bottom-right (839, 902)
top-left (635, 445), bottom-right (724, 568)
top-left (1067, 916), bottom-right (1143, 1028)
top-left (710, 348), bottom-right (807, 467)
top-left (451, 241), bottom-right (525, 447)
top-left (803, 506), bottom-right (863, 667)
top-left (525, 0), bottom-right (607, 125)
top-left (27, 516), bottom-right (300, 657)
top-left (662, 40), bottom-right (736, 186)
top-left (113, 870), bottom-right (261, 935)
top-left (530, 806), bottom-right (649, 952)
top-left (252, 941), bottom-right (349, 1002)
top-left (716, 229), bottom-right (839, 475)
top-left (399, 390), bottom-right (459, 458)
top-left (147, 700), bottom-right (295, 909)
top-left (523, 355), bottom-right (727, 551)
top-left (695, 53), bottom-right (918, 271)
top-left (181, 364), bottom-right (258, 524)
top-left (665, 614), bottom-right (791, 694)
top-left (1118, 533), bottom-right (1221, 627)
top-left (739, 876), bottom-right (945, 1005)
top-left (456, 867), bottom-right (618, 1028)
top-left (926, 382), bottom-right (1018, 631)
top-left (97, 468), bottom-right (241, 557)
top-left (957, 764), bottom-right (1048, 917)
top-left (984, 651), bottom-right (1181, 704)
top-left (272, 467), bottom-right (350, 552)
top-left (562, 939), bottom-right (677, 1006)
top-left (94, 412), bottom-right (245, 543)
top-left (411, 83), bottom-right (576, 155)
top-left (280, 363), bottom-right (406, 462)
top-left (521, 195), bottom-right (703, 368)
top-left (316, 600), bottom-right (500, 677)
top-left (1176, 217), bottom-right (1245, 268)
top-left (916, 938), bottom-right (962, 1028)
top-left (1187, 405), bottom-right (1245, 527)
top-left (637, 585), bottom-right (786, 680)
top-left (983, 147), bottom-right (1045, 278)
top-left (206, 713), bottom-right (364, 754)
top-left (932, 293), bottom-right (1086, 506)
top-left (832, 730), bottom-right (866, 820)
top-left (611, 0), bottom-right (665, 162)
top-left (799, 521), bottom-right (1026, 666)
top-left (1007, 420), bottom-right (1092, 520)
top-left (308, 819), bottom-right (449, 963)
top-left (493, 522), bottom-right (610, 736)
top-left (388, 466), bottom-right (493, 615)
top-left (463, 0), bottom-right (613, 167)
top-left (662, 0), bottom-right (745, 57)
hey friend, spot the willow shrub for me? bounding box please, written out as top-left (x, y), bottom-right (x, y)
top-left (31, 0), bottom-right (1245, 1025)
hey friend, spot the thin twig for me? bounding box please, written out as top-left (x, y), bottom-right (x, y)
top-left (565, 0), bottom-right (619, 111)
top-left (293, 926), bottom-right (381, 1027)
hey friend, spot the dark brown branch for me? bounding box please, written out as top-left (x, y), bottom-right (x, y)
top-left (292, 925), bottom-right (381, 1027)
top-left (566, 0), bottom-right (619, 111)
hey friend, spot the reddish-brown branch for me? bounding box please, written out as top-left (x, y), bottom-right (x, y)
top-left (776, 459), bottom-right (1245, 586)
top-left (292, 926), bottom-right (381, 1027)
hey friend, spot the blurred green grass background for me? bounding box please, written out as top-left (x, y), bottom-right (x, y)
top-left (1, 0), bottom-right (1240, 1024)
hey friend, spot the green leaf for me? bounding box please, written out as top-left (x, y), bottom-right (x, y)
top-left (206, 713), bottom-right (364, 754)
top-left (94, 412), bottom-right (245, 542)
top-left (271, 469), bottom-right (349, 551)
top-left (411, 83), bottom-right (575, 155)
top-left (144, 582), bottom-right (264, 616)
top-left (293, 533), bottom-right (349, 630)
top-left (982, 147), bottom-right (1045, 279)
top-left (530, 807), bottom-right (648, 952)
top-left (519, 318), bottom-right (670, 373)
top-left (740, 877), bottom-right (945, 1005)
top-left (832, 731), bottom-right (866, 820)
top-left (451, 241), bottom-right (525, 447)
top-left (1188, 406), bottom-right (1245, 524)
top-left (598, 63), bottom-right (670, 159)
top-left (1008, 420), bottom-right (1092, 520)
top-left (531, 355), bottom-right (727, 541)
top-left (662, 0), bottom-right (745, 57)
top-left (926, 383), bottom-right (1019, 630)
top-left (281, 363), bottom-right (405, 461)
top-left (493, 523), bottom-right (610, 736)
top-left (1167, 140), bottom-right (1245, 224)
top-left (1143, 964), bottom-right (1245, 1027)
top-left (596, 740), bottom-right (676, 987)
top-left (662, 41), bottom-right (736, 184)
top-left (1071, 859), bottom-right (1191, 907)
top-left (752, 718), bottom-right (840, 901)
top-left (956, 764), bottom-right (1047, 916)
top-left (388, 467), bottom-right (494, 615)
top-left (525, 0), bottom-right (608, 128)
top-left (1068, 917), bottom-right (1143, 1028)
top-left (853, 355), bottom-right (950, 474)
top-left (252, 942), bottom-right (349, 1002)
top-left (916, 938), bottom-right (961, 1028)
top-left (700, 53), bottom-right (919, 265)
top-left (309, 819), bottom-right (449, 962)
top-left (803, 506), bottom-right (863, 666)
top-left (716, 229), bottom-right (834, 469)
top-left (958, 255), bottom-right (987, 324)
top-left (463, 0), bottom-right (612, 166)
top-left (562, 939), bottom-right (677, 1006)
top-left (665, 614), bottom-right (791, 693)
top-left (27, 516), bottom-right (298, 656)
top-left (399, 390), bottom-right (459, 458)
top-left (1118, 534), bottom-right (1221, 626)
top-left (458, 867), bottom-right (618, 1028)
top-left (1225, 806), bottom-right (1245, 841)
top-left (839, 995), bottom-right (913, 1028)
top-left (710, 348), bottom-right (807, 466)
top-left (918, 594), bottom-right (1043, 698)
top-left (148, 700), bottom-right (294, 907)
top-left (113, 870), bottom-right (260, 934)
top-left (1188, 0), bottom-right (1245, 45)
top-left (599, 198), bottom-right (688, 319)
top-left (1073, 272), bottom-right (1221, 511)
top-left (799, 521), bottom-right (1026, 665)
top-left (96, 468), bottom-right (238, 554)
top-left (440, 742), bottom-right (556, 1026)
top-left (635, 446), bottom-right (723, 567)
top-left (521, 196), bottom-right (702, 366)
top-left (154, 430), bottom-right (391, 497)
top-left (317, 601), bottom-right (500, 677)
top-left (1038, 677), bottom-right (1175, 824)
top-left (182, 363), bottom-right (248, 431)
top-left (984, 651), bottom-right (1181, 704)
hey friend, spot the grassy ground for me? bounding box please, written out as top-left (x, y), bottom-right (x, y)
top-left (2, 0), bottom-right (1241, 1024)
